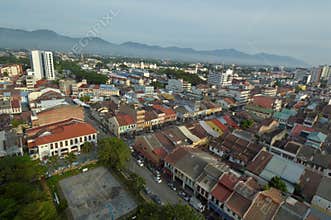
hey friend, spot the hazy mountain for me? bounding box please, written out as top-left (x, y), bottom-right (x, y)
top-left (0, 27), bottom-right (307, 67)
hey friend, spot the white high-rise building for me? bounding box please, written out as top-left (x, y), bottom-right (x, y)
top-left (30, 50), bottom-right (55, 80)
top-left (208, 69), bottom-right (233, 87)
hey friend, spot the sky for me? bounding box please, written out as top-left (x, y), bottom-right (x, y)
top-left (1, 0), bottom-right (330, 65)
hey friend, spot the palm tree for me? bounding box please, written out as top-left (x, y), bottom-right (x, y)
top-left (65, 152), bottom-right (77, 168)
top-left (48, 156), bottom-right (59, 174)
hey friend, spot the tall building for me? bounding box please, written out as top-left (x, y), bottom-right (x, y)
top-left (310, 66), bottom-right (323, 84)
top-left (208, 69), bottom-right (233, 87)
top-left (30, 50), bottom-right (55, 80)
top-left (321, 65), bottom-right (331, 81)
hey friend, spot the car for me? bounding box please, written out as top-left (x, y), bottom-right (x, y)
top-left (137, 159), bottom-right (144, 167)
top-left (178, 191), bottom-right (190, 201)
top-left (72, 161), bottom-right (79, 166)
top-left (155, 170), bottom-right (161, 177)
top-left (151, 195), bottom-right (162, 205)
top-left (144, 187), bottom-right (152, 195)
top-left (167, 182), bottom-right (176, 191)
top-left (154, 176), bottom-right (162, 183)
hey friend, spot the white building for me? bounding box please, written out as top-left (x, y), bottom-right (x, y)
top-left (166, 79), bottom-right (191, 93)
top-left (31, 50), bottom-right (55, 80)
top-left (208, 69), bottom-right (233, 87)
top-left (27, 119), bottom-right (97, 160)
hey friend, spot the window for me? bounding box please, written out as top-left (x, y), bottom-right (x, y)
top-left (70, 139), bottom-right (73, 145)
top-left (88, 135), bottom-right (91, 141)
top-left (84, 136), bottom-right (87, 141)
top-left (75, 138), bottom-right (78, 144)
top-left (60, 142), bottom-right (63, 147)
top-left (55, 143), bottom-right (58, 148)
top-left (65, 140), bottom-right (68, 146)
top-left (80, 137), bottom-right (83, 142)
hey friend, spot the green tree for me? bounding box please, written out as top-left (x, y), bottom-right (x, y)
top-left (11, 118), bottom-right (24, 128)
top-left (98, 137), bottom-right (131, 169)
top-left (48, 156), bottom-right (59, 172)
top-left (79, 95), bottom-right (90, 102)
top-left (65, 152), bottom-right (77, 168)
top-left (15, 201), bottom-right (57, 220)
top-left (267, 176), bottom-right (287, 193)
top-left (135, 203), bottom-right (204, 220)
top-left (81, 142), bottom-right (94, 153)
top-left (129, 173), bottom-right (146, 193)
top-left (240, 119), bottom-right (254, 129)
top-left (0, 156), bottom-right (56, 219)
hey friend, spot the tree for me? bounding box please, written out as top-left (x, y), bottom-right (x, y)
top-left (65, 152), bottom-right (77, 168)
top-left (240, 119), bottom-right (254, 129)
top-left (135, 203), bottom-right (204, 220)
top-left (0, 156), bottom-right (56, 219)
top-left (79, 95), bottom-right (90, 102)
top-left (81, 142), bottom-right (93, 153)
top-left (129, 173), bottom-right (146, 193)
top-left (267, 176), bottom-right (287, 193)
top-left (48, 156), bottom-right (59, 172)
top-left (98, 137), bottom-right (131, 169)
top-left (15, 201), bottom-right (57, 220)
top-left (11, 118), bottom-right (24, 128)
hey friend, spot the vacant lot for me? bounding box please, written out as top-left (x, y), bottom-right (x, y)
top-left (59, 167), bottom-right (137, 220)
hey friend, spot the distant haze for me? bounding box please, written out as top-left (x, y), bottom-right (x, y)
top-left (1, 0), bottom-right (330, 65)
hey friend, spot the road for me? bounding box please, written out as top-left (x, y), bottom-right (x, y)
top-left (128, 159), bottom-right (182, 205)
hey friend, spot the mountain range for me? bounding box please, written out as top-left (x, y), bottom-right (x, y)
top-left (0, 27), bottom-right (307, 67)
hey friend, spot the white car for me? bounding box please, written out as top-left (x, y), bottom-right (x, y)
top-left (137, 159), bottom-right (144, 167)
top-left (154, 176), bottom-right (162, 183)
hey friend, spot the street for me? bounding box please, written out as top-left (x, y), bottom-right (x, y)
top-left (128, 158), bottom-right (182, 205)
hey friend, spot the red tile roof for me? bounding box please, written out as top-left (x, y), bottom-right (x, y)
top-left (211, 173), bottom-right (239, 203)
top-left (252, 96), bottom-right (274, 109)
top-left (27, 121), bottom-right (96, 148)
top-left (209, 118), bottom-right (228, 132)
top-left (116, 113), bottom-right (135, 126)
top-left (290, 124), bottom-right (314, 137)
top-left (152, 104), bottom-right (176, 116)
top-left (223, 115), bottom-right (239, 129)
top-left (246, 151), bottom-right (273, 175)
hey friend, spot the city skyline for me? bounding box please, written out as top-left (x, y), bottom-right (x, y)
top-left (1, 0), bottom-right (330, 65)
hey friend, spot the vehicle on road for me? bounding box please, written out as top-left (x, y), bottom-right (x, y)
top-left (144, 187), bottom-right (152, 195)
top-left (167, 182), bottom-right (176, 191)
top-left (129, 145), bottom-right (134, 152)
top-left (137, 159), bottom-right (144, 167)
top-left (178, 191), bottom-right (190, 201)
top-left (151, 195), bottom-right (162, 205)
top-left (154, 176), bottom-right (162, 183)
top-left (189, 197), bottom-right (205, 212)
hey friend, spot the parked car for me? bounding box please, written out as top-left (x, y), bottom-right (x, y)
top-left (189, 197), bottom-right (205, 212)
top-left (137, 159), bottom-right (144, 167)
top-left (154, 176), bottom-right (162, 183)
top-left (178, 191), bottom-right (190, 201)
top-left (167, 182), bottom-right (176, 191)
top-left (151, 195), bottom-right (162, 205)
top-left (144, 187), bottom-right (152, 195)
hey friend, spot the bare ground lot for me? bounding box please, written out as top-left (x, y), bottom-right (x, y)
top-left (59, 167), bottom-right (137, 220)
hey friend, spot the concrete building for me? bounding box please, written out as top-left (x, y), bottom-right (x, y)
top-left (31, 50), bottom-right (55, 80)
top-left (0, 130), bottom-right (23, 157)
top-left (166, 79), bottom-right (191, 93)
top-left (208, 69), bottom-right (233, 87)
top-left (27, 119), bottom-right (97, 160)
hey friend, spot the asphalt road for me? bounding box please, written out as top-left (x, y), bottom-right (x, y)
top-left (128, 159), bottom-right (182, 205)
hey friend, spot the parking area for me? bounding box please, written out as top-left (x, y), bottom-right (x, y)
top-left (59, 167), bottom-right (137, 220)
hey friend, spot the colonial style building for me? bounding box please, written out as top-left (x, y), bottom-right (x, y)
top-left (27, 119), bottom-right (97, 160)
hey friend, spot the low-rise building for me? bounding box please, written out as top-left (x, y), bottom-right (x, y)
top-left (27, 119), bottom-right (97, 160)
